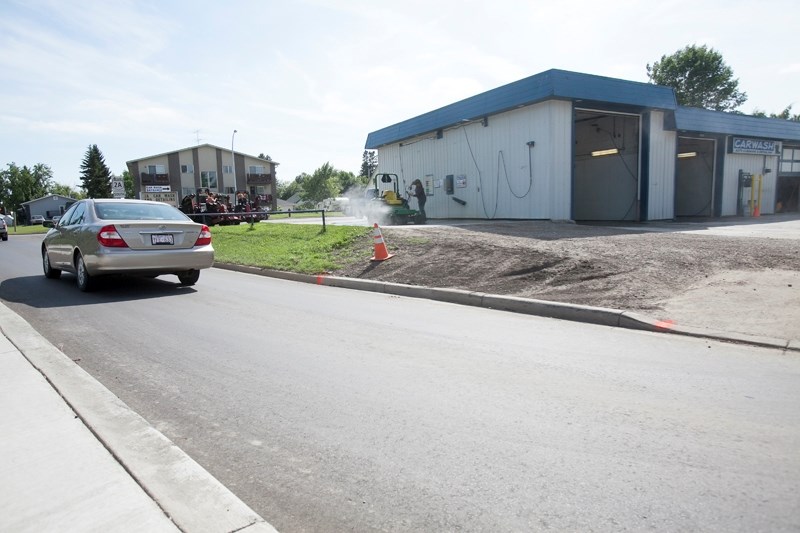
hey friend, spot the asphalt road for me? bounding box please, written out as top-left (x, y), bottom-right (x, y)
top-left (1, 235), bottom-right (799, 532)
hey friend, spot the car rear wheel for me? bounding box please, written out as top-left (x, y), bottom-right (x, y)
top-left (177, 269), bottom-right (200, 286)
top-left (76, 254), bottom-right (94, 292)
top-left (42, 249), bottom-right (61, 279)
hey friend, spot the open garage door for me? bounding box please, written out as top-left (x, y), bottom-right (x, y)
top-left (676, 137), bottom-right (715, 217)
top-left (574, 110), bottom-right (640, 221)
top-left (777, 145), bottom-right (800, 213)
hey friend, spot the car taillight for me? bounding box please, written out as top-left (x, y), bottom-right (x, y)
top-left (97, 225), bottom-right (128, 247)
top-left (194, 225), bottom-right (212, 246)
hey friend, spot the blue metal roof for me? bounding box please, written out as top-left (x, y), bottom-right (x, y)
top-left (365, 69), bottom-right (677, 149)
top-left (674, 107), bottom-right (800, 141)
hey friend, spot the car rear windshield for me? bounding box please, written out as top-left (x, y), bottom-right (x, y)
top-left (94, 202), bottom-right (190, 221)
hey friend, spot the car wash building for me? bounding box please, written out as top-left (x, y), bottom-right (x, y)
top-left (365, 69), bottom-right (800, 221)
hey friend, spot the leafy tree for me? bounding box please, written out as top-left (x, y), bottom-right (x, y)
top-left (300, 163), bottom-right (339, 204)
top-left (752, 105), bottom-right (800, 121)
top-left (49, 183), bottom-right (84, 199)
top-left (277, 174), bottom-right (305, 200)
top-left (122, 170), bottom-right (135, 198)
top-left (79, 144), bottom-right (113, 198)
top-left (258, 153), bottom-right (273, 161)
top-left (0, 162), bottom-right (53, 216)
top-left (647, 45), bottom-right (747, 111)
top-left (359, 150), bottom-right (378, 181)
top-left (336, 170), bottom-right (362, 195)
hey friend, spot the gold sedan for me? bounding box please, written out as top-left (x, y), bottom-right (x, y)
top-left (42, 199), bottom-right (214, 291)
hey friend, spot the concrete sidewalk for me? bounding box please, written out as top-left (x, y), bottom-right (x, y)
top-left (0, 302), bottom-right (277, 533)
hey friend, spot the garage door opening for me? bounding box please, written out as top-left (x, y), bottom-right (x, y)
top-left (777, 145), bottom-right (800, 213)
top-left (574, 110), bottom-right (640, 221)
top-left (675, 137), bottom-right (715, 217)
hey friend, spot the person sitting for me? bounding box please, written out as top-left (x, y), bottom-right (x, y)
top-left (205, 192), bottom-right (219, 212)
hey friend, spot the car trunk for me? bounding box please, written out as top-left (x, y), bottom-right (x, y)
top-left (112, 222), bottom-right (201, 251)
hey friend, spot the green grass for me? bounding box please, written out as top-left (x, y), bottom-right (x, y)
top-left (211, 223), bottom-right (371, 274)
top-left (9, 220), bottom-right (370, 275)
top-left (7, 225), bottom-right (48, 235)
top-left (267, 211), bottom-right (345, 219)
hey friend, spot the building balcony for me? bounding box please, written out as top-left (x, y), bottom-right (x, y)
top-left (140, 172), bottom-right (170, 184)
top-left (246, 173), bottom-right (272, 184)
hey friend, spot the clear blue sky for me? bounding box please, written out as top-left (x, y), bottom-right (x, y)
top-left (1, 0), bottom-right (798, 189)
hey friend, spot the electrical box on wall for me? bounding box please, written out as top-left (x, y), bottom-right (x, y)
top-left (424, 174), bottom-right (434, 196)
top-left (445, 175), bottom-right (454, 195)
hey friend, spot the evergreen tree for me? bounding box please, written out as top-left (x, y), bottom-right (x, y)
top-left (359, 150), bottom-right (378, 181)
top-left (79, 145), bottom-right (113, 198)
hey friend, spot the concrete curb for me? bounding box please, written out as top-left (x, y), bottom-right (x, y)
top-left (215, 263), bottom-right (799, 353)
top-left (0, 302), bottom-right (278, 533)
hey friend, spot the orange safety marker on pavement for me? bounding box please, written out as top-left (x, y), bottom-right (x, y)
top-left (370, 223), bottom-right (394, 261)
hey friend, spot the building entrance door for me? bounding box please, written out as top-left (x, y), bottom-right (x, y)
top-left (675, 137), bottom-right (715, 217)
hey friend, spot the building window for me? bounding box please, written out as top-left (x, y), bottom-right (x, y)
top-left (147, 164), bottom-right (166, 175)
top-left (181, 164), bottom-right (194, 173)
top-left (201, 171), bottom-right (218, 189)
top-left (223, 165), bottom-right (233, 174)
top-left (780, 147), bottom-right (800, 173)
top-left (182, 187), bottom-right (195, 198)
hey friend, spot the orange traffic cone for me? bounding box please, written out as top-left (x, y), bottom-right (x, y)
top-left (370, 223), bottom-right (394, 261)
top-left (753, 204), bottom-right (760, 217)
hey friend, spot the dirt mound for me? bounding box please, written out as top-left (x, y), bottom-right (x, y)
top-left (333, 220), bottom-right (800, 338)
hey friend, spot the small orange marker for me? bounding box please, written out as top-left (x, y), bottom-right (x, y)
top-left (370, 223), bottom-right (394, 261)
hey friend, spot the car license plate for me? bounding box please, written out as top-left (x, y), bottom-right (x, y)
top-left (151, 234), bottom-right (174, 245)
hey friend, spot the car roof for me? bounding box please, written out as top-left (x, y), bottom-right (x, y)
top-left (89, 198), bottom-right (168, 206)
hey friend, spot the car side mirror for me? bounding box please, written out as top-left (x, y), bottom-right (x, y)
top-left (43, 221), bottom-right (54, 228)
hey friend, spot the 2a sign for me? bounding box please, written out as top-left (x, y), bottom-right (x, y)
top-left (111, 177), bottom-right (125, 198)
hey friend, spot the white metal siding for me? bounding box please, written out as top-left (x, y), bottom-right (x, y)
top-left (376, 100), bottom-right (573, 220)
top-left (647, 111), bottom-right (676, 220)
top-left (722, 150), bottom-right (779, 216)
top-left (547, 101), bottom-right (573, 220)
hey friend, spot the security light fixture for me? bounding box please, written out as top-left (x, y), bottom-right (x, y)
top-left (591, 148), bottom-right (619, 157)
top-left (677, 151), bottom-right (697, 158)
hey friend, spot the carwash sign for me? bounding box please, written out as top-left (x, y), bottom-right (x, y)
top-left (731, 137), bottom-right (781, 155)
